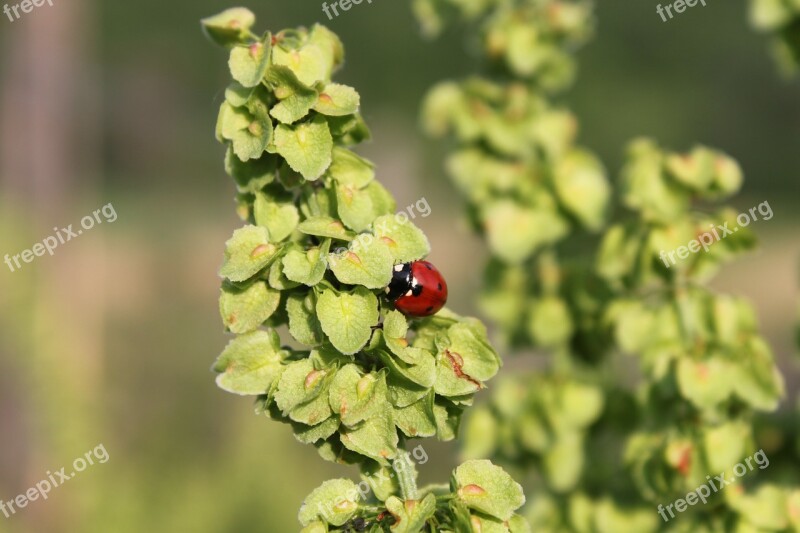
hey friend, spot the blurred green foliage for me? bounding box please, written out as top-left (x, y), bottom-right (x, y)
top-left (751, 0), bottom-right (800, 75)
top-left (418, 0), bottom-right (800, 531)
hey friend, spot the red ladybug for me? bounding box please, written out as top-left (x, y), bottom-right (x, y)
top-left (385, 261), bottom-right (448, 317)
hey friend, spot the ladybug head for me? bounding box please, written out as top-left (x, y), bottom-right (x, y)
top-left (385, 262), bottom-right (414, 301)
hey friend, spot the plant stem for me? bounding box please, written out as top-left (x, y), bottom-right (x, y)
top-left (393, 454), bottom-right (418, 501)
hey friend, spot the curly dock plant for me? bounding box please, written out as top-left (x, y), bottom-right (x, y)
top-left (203, 8), bottom-right (528, 532)
top-left (417, 0), bottom-right (797, 531)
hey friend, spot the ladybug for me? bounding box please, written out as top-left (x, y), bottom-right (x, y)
top-left (385, 260), bottom-right (448, 317)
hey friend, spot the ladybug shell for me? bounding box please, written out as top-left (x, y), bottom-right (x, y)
top-left (393, 261), bottom-right (448, 318)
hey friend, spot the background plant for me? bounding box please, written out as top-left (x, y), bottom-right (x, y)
top-left (416, 0), bottom-right (800, 531)
top-left (750, 0), bottom-right (800, 75)
top-left (204, 8), bottom-right (529, 532)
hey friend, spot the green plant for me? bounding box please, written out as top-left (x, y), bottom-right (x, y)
top-left (750, 0), bottom-right (800, 75)
top-left (203, 8), bottom-right (529, 531)
top-left (417, 0), bottom-right (799, 531)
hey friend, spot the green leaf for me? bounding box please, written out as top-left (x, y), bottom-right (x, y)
top-left (385, 494), bottom-right (437, 533)
top-left (702, 421), bottom-right (749, 474)
top-left (217, 102), bottom-right (273, 162)
top-left (435, 323), bottom-right (501, 397)
top-left (383, 311), bottom-right (428, 364)
top-left (433, 399), bottom-right (462, 441)
top-left (217, 101), bottom-right (249, 141)
top-left (453, 460), bottom-right (526, 521)
top-left (317, 287), bottom-right (380, 355)
top-left (309, 24), bottom-right (344, 72)
top-left (730, 338), bottom-right (785, 410)
top-left (371, 215), bottom-right (431, 263)
top-left (275, 359), bottom-right (331, 414)
top-left (664, 146), bottom-right (715, 192)
top-left (750, 0), bottom-right (795, 30)
top-left (508, 514), bottom-right (532, 533)
top-left (328, 236), bottom-right (393, 289)
top-left (340, 411), bottom-right (398, 463)
top-left (730, 485), bottom-right (789, 531)
top-left (282, 241), bottom-right (330, 286)
top-left (201, 8), bottom-right (256, 47)
top-left (224, 148), bottom-right (277, 193)
top-left (483, 200), bottom-right (569, 264)
top-left (254, 194), bottom-right (300, 242)
top-left (326, 147), bottom-right (374, 187)
top-left (364, 181), bottom-right (396, 216)
top-left (712, 153), bottom-right (743, 196)
top-left (298, 216), bottom-right (356, 241)
top-left (468, 513), bottom-right (514, 533)
top-left (299, 521), bottom-right (327, 533)
top-left (273, 39), bottom-right (330, 87)
top-left (621, 138), bottom-right (688, 221)
top-left (292, 416), bottom-right (340, 445)
top-left (559, 382), bottom-right (604, 430)
top-left (314, 84), bottom-right (360, 116)
top-left (298, 479), bottom-right (360, 527)
top-left (543, 432), bottom-right (584, 492)
top-left (676, 357), bottom-right (734, 410)
top-left (335, 182), bottom-right (375, 232)
top-left (268, 259), bottom-right (300, 290)
top-left (377, 347), bottom-right (436, 389)
top-left (219, 280), bottom-right (281, 333)
top-left (229, 36), bottom-right (271, 88)
top-left (358, 463), bottom-right (398, 503)
top-left (287, 291), bottom-right (325, 346)
top-left (219, 225), bottom-right (280, 282)
top-left (527, 297), bottom-right (574, 348)
top-left (388, 375), bottom-right (430, 409)
top-left (289, 380), bottom-right (335, 426)
top-left (327, 113), bottom-right (371, 145)
top-left (274, 116), bottom-right (333, 180)
top-left (383, 309), bottom-right (408, 339)
top-left (213, 330), bottom-right (285, 395)
top-left (225, 82), bottom-right (254, 107)
top-left (393, 393), bottom-right (437, 438)
top-left (553, 149), bottom-right (610, 231)
top-left (328, 365), bottom-right (389, 427)
top-left (610, 300), bottom-right (656, 353)
top-left (268, 65), bottom-right (319, 124)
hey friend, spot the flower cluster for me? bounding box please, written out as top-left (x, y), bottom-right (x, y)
top-left (602, 144), bottom-right (785, 519)
top-left (418, 1), bottom-right (794, 531)
top-left (299, 460), bottom-right (528, 533)
top-left (421, 1), bottom-right (608, 352)
top-left (204, 8), bottom-right (527, 531)
top-left (414, 0), bottom-right (593, 91)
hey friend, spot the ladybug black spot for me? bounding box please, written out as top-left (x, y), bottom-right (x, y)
top-left (425, 306), bottom-right (434, 312)
top-left (437, 283), bottom-right (442, 291)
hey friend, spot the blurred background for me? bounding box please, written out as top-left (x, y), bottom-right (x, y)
top-left (0, 1), bottom-right (797, 531)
